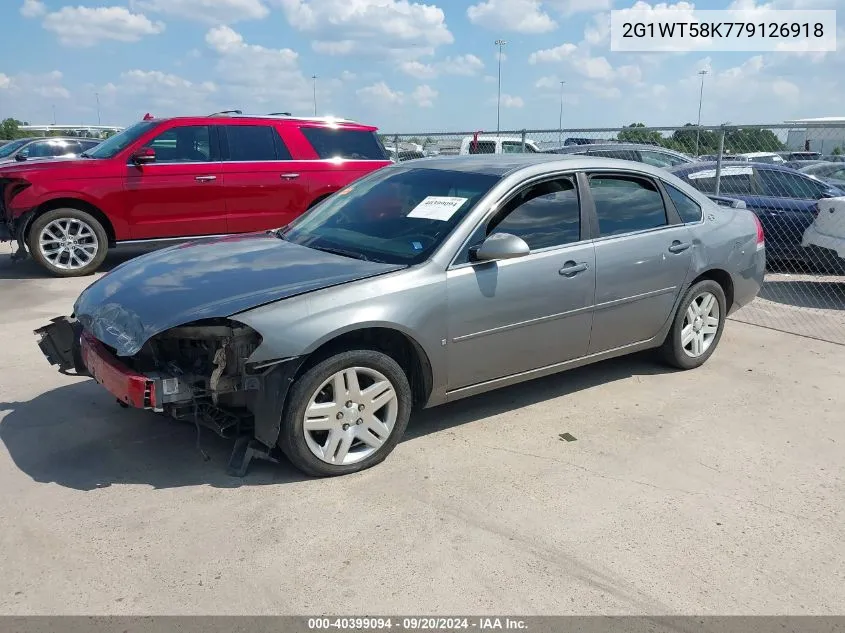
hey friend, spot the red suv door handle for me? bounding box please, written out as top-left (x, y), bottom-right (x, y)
top-left (280, 173), bottom-right (300, 180)
top-left (195, 175), bottom-right (217, 182)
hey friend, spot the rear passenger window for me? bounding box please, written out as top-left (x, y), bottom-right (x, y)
top-left (490, 177), bottom-right (581, 249)
top-left (589, 175), bottom-right (667, 237)
top-left (223, 125), bottom-right (289, 161)
top-left (665, 183), bottom-right (702, 223)
top-left (300, 128), bottom-right (388, 160)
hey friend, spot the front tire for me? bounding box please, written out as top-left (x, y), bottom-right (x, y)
top-left (278, 350), bottom-right (413, 477)
top-left (659, 280), bottom-right (727, 370)
top-left (27, 208), bottom-right (108, 277)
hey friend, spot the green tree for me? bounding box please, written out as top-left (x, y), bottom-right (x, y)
top-left (832, 147), bottom-right (841, 156)
top-left (724, 128), bottom-right (784, 153)
top-left (0, 118), bottom-right (28, 140)
top-left (668, 123), bottom-right (719, 155)
top-left (617, 122), bottom-right (663, 146)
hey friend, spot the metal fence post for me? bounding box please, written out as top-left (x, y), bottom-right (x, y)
top-left (393, 134), bottom-right (399, 151)
top-left (521, 129), bottom-right (526, 152)
top-left (714, 126), bottom-right (726, 196)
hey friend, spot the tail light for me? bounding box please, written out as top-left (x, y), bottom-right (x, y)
top-left (752, 213), bottom-right (765, 247)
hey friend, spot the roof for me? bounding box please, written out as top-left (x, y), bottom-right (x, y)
top-left (461, 135), bottom-right (535, 142)
top-left (543, 143), bottom-right (691, 157)
top-left (147, 114), bottom-right (375, 129)
top-left (668, 160), bottom-right (797, 174)
top-left (400, 153), bottom-right (677, 178)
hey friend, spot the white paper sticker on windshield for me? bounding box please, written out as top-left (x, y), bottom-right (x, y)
top-left (407, 196), bottom-right (468, 221)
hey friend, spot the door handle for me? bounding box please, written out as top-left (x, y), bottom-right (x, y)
top-left (668, 240), bottom-right (692, 254)
top-left (195, 175), bottom-right (217, 182)
top-left (280, 173), bottom-right (300, 180)
top-left (559, 261), bottom-right (588, 277)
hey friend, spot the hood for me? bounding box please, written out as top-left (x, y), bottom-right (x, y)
top-left (0, 156), bottom-right (100, 175)
top-left (73, 233), bottom-right (405, 356)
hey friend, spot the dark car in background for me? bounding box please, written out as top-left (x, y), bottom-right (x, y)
top-left (1, 113), bottom-right (391, 277)
top-left (542, 143), bottom-right (695, 168)
top-left (668, 161), bottom-right (844, 270)
top-left (0, 137), bottom-right (100, 164)
top-left (797, 162), bottom-right (845, 188)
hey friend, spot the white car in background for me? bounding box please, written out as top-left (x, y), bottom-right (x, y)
top-left (802, 197), bottom-right (845, 265)
top-left (459, 135), bottom-right (540, 155)
top-left (735, 152), bottom-right (786, 164)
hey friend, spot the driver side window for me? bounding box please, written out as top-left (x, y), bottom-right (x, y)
top-left (144, 125), bottom-right (211, 163)
top-left (455, 176), bottom-right (581, 264)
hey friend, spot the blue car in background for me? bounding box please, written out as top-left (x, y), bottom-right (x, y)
top-left (668, 161), bottom-right (845, 271)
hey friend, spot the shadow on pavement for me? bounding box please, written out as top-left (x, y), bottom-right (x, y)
top-left (0, 245), bottom-right (164, 281)
top-left (759, 279), bottom-right (845, 311)
top-left (0, 352), bottom-right (672, 491)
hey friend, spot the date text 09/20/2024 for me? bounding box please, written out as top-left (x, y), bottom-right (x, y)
top-left (307, 617), bottom-right (527, 630)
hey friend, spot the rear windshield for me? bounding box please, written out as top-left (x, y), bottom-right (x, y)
top-left (300, 127), bottom-right (388, 160)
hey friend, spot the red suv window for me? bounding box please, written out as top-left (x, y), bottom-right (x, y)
top-left (299, 127), bottom-right (388, 160)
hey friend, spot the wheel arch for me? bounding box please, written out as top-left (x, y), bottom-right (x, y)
top-left (27, 198), bottom-right (117, 246)
top-left (293, 325), bottom-right (434, 409)
top-left (688, 268), bottom-right (735, 312)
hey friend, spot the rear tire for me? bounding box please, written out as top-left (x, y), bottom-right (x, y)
top-left (28, 208), bottom-right (108, 277)
top-left (659, 280), bottom-right (727, 370)
top-left (278, 349), bottom-right (412, 477)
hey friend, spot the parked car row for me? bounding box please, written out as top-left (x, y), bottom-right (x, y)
top-left (1, 113), bottom-right (392, 276)
top-left (0, 136), bottom-right (100, 164)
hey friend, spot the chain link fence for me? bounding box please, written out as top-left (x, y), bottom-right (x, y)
top-left (384, 123), bottom-right (845, 345)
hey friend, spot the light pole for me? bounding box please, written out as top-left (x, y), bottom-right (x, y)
top-left (95, 92), bottom-right (101, 125)
top-left (694, 69), bottom-right (708, 157)
top-left (312, 75), bottom-right (317, 116)
top-left (52, 104), bottom-right (56, 126)
top-left (495, 39), bottom-right (507, 136)
top-left (558, 80), bottom-right (566, 145)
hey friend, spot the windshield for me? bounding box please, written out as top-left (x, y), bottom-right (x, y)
top-left (0, 139), bottom-right (30, 158)
top-left (280, 166), bottom-right (501, 265)
top-left (84, 120), bottom-right (160, 159)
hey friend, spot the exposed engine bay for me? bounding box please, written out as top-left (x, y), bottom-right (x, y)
top-left (122, 319), bottom-right (263, 439)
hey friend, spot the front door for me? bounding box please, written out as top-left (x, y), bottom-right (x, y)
top-left (446, 175), bottom-right (596, 390)
top-left (124, 124), bottom-right (226, 239)
top-left (584, 173), bottom-right (693, 354)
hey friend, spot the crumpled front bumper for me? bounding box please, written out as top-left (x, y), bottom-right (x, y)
top-left (35, 316), bottom-right (85, 374)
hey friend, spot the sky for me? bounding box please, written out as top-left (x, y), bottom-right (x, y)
top-left (0, 0), bottom-right (843, 134)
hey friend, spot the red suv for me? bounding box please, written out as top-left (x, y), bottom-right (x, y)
top-left (0, 113), bottom-right (391, 276)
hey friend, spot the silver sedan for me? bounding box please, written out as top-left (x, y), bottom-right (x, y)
top-left (36, 155), bottom-right (766, 477)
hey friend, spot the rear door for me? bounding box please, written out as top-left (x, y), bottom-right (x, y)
top-left (584, 172), bottom-right (694, 354)
top-left (123, 123), bottom-right (226, 239)
top-left (219, 123), bottom-right (311, 233)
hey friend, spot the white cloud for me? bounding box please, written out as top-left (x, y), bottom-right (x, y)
top-left (399, 61), bottom-right (438, 79)
top-left (441, 54), bottom-right (485, 76)
top-left (41, 6), bottom-right (165, 47)
top-left (114, 70), bottom-right (217, 112)
top-left (357, 81), bottom-right (404, 106)
top-left (583, 12), bottom-right (610, 45)
top-left (467, 0), bottom-right (556, 34)
top-left (412, 84), bottom-right (438, 107)
top-left (204, 26), bottom-right (313, 111)
top-left (529, 43), bottom-right (577, 64)
top-left (490, 93), bottom-right (524, 108)
top-left (583, 82), bottom-right (621, 100)
top-left (340, 70), bottom-right (357, 81)
top-left (399, 54), bottom-right (485, 79)
top-left (135, 0), bottom-right (270, 24)
top-left (277, 0), bottom-right (453, 58)
top-left (20, 0), bottom-right (46, 18)
top-left (3, 71), bottom-right (71, 100)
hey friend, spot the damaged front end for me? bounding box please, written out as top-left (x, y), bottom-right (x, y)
top-left (35, 316), bottom-right (305, 476)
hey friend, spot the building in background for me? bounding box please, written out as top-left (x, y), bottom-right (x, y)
top-left (784, 117), bottom-right (845, 154)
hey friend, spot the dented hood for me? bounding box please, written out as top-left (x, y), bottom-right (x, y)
top-left (73, 233), bottom-right (404, 356)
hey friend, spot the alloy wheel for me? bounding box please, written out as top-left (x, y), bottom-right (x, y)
top-left (38, 217), bottom-right (99, 271)
top-left (302, 367), bottom-right (399, 465)
top-left (681, 291), bottom-right (720, 358)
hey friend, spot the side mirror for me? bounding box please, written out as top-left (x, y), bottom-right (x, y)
top-left (132, 147), bottom-right (156, 165)
top-left (14, 153), bottom-right (27, 162)
top-left (470, 232), bottom-right (530, 263)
